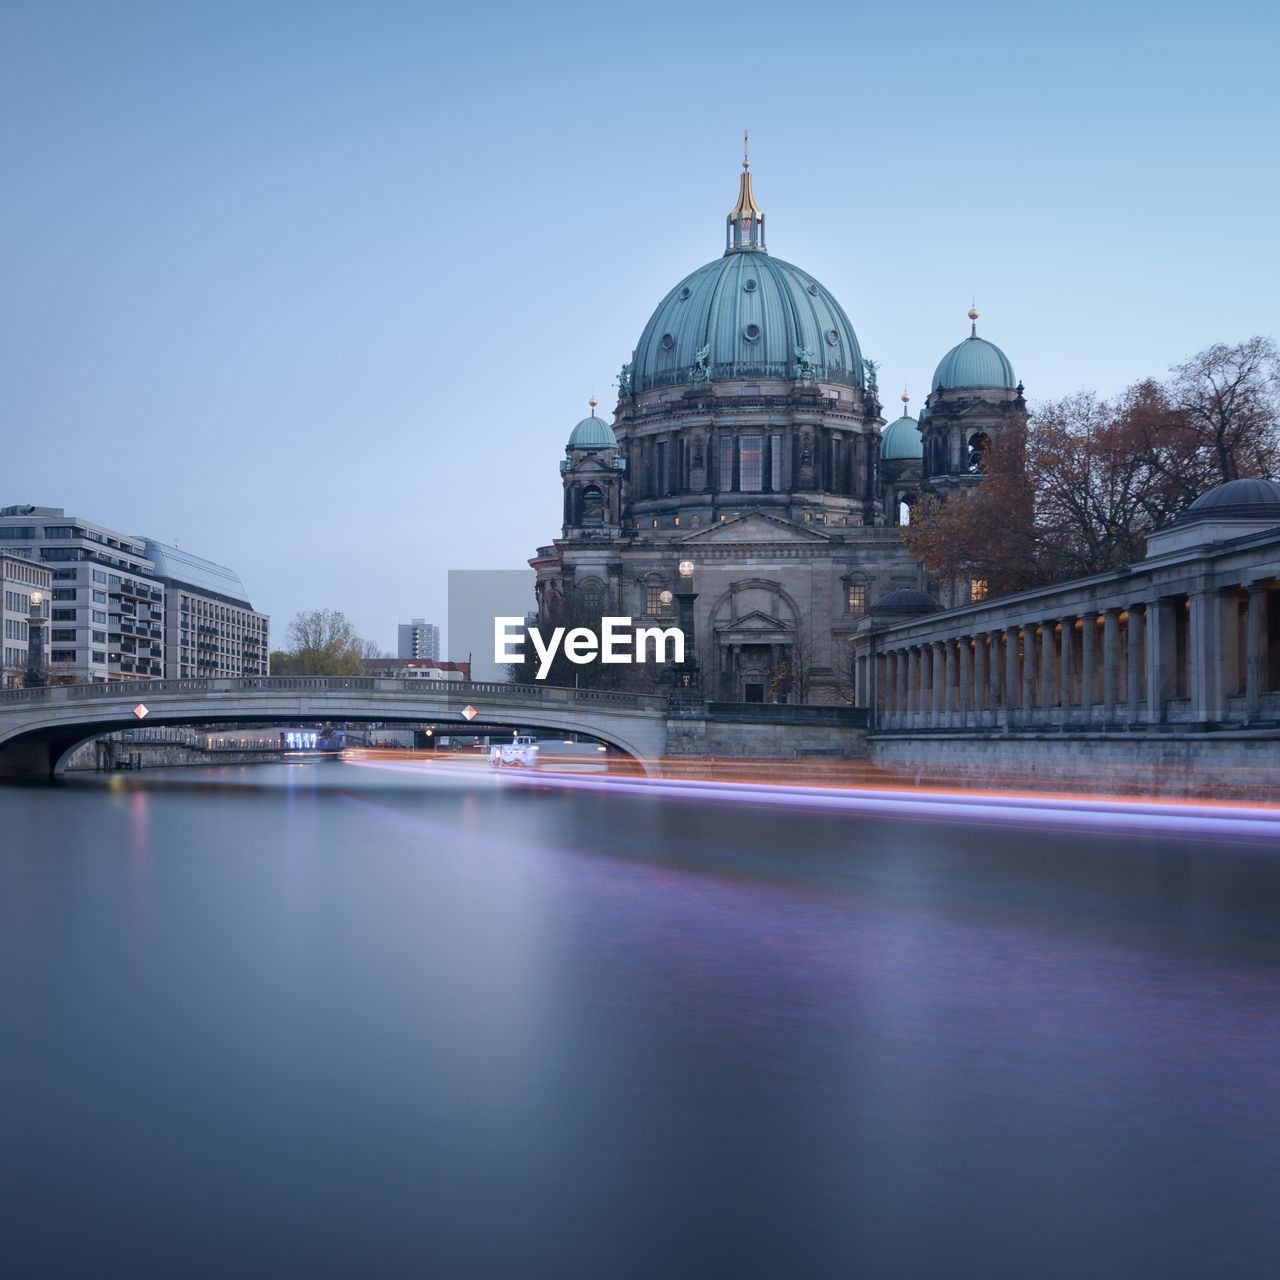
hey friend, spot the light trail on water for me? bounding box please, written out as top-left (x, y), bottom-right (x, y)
top-left (344, 756), bottom-right (1280, 845)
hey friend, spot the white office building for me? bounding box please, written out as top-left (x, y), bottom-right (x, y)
top-left (398, 618), bottom-right (440, 660)
top-left (0, 506), bottom-right (165, 682)
top-left (142, 540), bottom-right (269, 678)
top-left (2, 554), bottom-right (52, 685)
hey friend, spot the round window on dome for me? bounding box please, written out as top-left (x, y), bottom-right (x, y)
top-left (660, 333), bottom-right (674, 350)
top-left (679, 286), bottom-right (691, 300)
top-left (743, 324), bottom-right (761, 342)
top-left (826, 329), bottom-right (839, 346)
top-left (808, 283), bottom-right (819, 296)
top-left (743, 278), bottom-right (757, 292)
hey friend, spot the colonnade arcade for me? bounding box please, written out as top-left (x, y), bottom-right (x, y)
top-left (857, 577), bottom-right (1279, 732)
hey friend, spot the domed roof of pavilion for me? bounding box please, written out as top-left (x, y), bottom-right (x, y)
top-left (880, 394), bottom-right (923, 461)
top-left (932, 309), bottom-right (1017, 392)
top-left (1179, 477), bottom-right (1280, 522)
top-left (870, 587), bottom-right (941, 617)
top-left (567, 402), bottom-right (618, 449)
top-left (629, 155), bottom-right (864, 394)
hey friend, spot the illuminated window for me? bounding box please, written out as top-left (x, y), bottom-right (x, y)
top-left (847, 585), bottom-right (867, 615)
top-left (645, 586), bottom-right (666, 615)
top-left (970, 578), bottom-right (989, 602)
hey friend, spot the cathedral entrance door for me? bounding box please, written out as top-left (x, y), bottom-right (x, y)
top-left (744, 683), bottom-right (765, 703)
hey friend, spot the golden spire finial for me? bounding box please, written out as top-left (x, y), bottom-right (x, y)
top-left (588, 395), bottom-right (598, 415)
top-left (901, 390), bottom-right (910, 405)
top-left (726, 133), bottom-right (764, 253)
top-left (968, 302), bottom-right (979, 336)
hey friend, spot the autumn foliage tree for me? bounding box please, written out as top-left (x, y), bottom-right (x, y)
top-left (900, 421), bottom-right (1038, 598)
top-left (903, 336), bottom-right (1280, 597)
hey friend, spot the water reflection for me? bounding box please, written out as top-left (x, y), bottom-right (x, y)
top-left (1, 762), bottom-right (1277, 1278)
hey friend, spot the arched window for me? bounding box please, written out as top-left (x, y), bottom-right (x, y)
top-left (967, 432), bottom-right (991, 474)
top-left (581, 487), bottom-right (604, 524)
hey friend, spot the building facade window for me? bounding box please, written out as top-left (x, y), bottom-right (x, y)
top-left (848, 584), bottom-right (867, 614)
top-left (719, 436), bottom-right (734, 491)
top-left (739, 435), bottom-right (763, 492)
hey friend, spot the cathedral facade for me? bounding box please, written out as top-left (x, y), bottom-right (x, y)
top-left (531, 156), bottom-right (1027, 704)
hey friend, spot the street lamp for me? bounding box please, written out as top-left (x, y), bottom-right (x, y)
top-left (670, 560), bottom-right (701, 707)
top-left (23, 590), bottom-right (46, 688)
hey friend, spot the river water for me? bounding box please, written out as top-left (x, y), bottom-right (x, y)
top-left (2, 760), bottom-right (1278, 1278)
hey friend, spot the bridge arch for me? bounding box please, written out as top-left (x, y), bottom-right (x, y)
top-left (0, 677), bottom-right (669, 780)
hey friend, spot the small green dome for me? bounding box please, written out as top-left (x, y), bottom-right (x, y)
top-left (567, 414), bottom-right (618, 449)
top-left (880, 413), bottom-right (922, 461)
top-left (932, 335), bottom-right (1017, 392)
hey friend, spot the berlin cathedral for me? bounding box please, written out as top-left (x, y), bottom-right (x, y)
top-left (531, 150), bottom-right (1028, 704)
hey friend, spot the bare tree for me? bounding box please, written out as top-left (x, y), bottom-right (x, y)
top-left (273, 609), bottom-right (364, 675)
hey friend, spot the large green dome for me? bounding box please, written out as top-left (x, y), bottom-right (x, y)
top-left (629, 167), bottom-right (865, 394)
top-left (632, 252), bottom-right (864, 394)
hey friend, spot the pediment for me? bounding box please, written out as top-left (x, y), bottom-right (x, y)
top-left (717, 608), bottom-right (793, 634)
top-left (680, 511), bottom-right (830, 544)
top-left (566, 456), bottom-right (619, 475)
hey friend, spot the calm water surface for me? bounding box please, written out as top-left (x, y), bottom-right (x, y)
top-left (2, 760), bottom-right (1278, 1278)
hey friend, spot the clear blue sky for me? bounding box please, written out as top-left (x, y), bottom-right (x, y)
top-left (3, 0), bottom-right (1276, 653)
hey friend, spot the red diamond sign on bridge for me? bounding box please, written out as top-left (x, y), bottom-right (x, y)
top-left (462, 705), bottom-right (478, 722)
top-left (133, 704), bottom-right (149, 719)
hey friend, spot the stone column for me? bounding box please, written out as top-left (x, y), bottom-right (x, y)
top-left (1021, 625), bottom-right (1037, 721)
top-left (906, 647), bottom-right (918, 717)
top-left (989, 631), bottom-right (1004, 715)
top-left (936, 640), bottom-right (947, 721)
top-left (1190, 589), bottom-right (1223, 725)
top-left (1004, 628), bottom-right (1019, 723)
top-left (1245, 582), bottom-right (1266, 718)
top-left (1221, 589), bottom-right (1244, 701)
top-left (1146, 598), bottom-right (1173, 725)
top-left (1126, 606), bottom-right (1144, 725)
top-left (1079, 613), bottom-right (1096, 728)
top-left (1059, 617), bottom-right (1074, 724)
top-left (1102, 609), bottom-right (1120, 721)
top-left (959, 637), bottom-right (973, 728)
top-left (1039, 622), bottom-right (1057, 723)
top-left (973, 633), bottom-right (988, 724)
top-left (896, 649), bottom-right (907, 720)
top-left (939, 642), bottom-right (952, 721)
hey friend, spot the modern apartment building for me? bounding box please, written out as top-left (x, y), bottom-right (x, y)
top-left (0, 507), bottom-right (165, 681)
top-left (397, 618), bottom-right (440, 660)
top-left (2, 554), bottom-right (52, 685)
top-left (142, 540), bottom-right (269, 678)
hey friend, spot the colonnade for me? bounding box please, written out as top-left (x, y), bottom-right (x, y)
top-left (857, 579), bottom-right (1277, 731)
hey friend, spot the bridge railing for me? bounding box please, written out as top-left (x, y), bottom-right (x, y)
top-left (0, 676), bottom-right (668, 712)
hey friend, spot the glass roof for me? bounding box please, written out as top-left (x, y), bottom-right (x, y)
top-left (142, 538), bottom-right (255, 608)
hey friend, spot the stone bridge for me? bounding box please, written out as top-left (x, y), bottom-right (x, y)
top-left (0, 677), bottom-right (671, 779)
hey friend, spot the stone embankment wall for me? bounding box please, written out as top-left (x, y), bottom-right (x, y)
top-left (64, 739), bottom-right (281, 771)
top-left (869, 731), bottom-right (1280, 801)
top-left (666, 702), bottom-right (869, 759)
